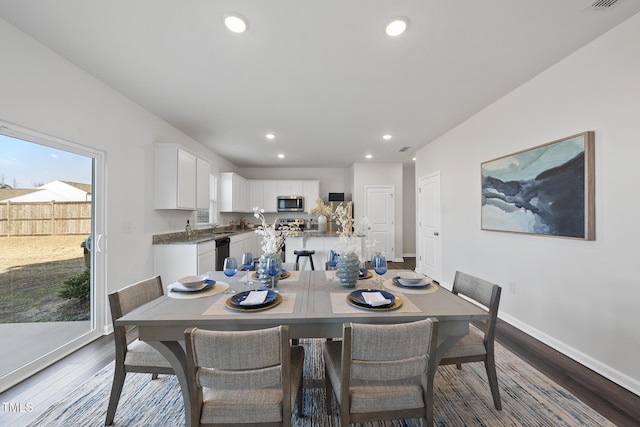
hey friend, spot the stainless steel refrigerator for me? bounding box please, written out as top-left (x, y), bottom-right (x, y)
top-left (327, 201), bottom-right (354, 234)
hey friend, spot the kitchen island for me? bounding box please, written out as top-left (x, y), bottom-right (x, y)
top-left (284, 231), bottom-right (365, 270)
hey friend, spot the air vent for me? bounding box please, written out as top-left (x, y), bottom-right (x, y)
top-left (399, 146), bottom-right (411, 152)
top-left (589, 0), bottom-right (620, 10)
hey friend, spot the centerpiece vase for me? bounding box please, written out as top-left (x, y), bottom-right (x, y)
top-left (318, 215), bottom-right (327, 233)
top-left (256, 253), bottom-right (280, 288)
top-left (336, 252), bottom-right (359, 288)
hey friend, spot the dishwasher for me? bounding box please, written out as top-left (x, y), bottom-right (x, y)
top-left (215, 237), bottom-right (230, 271)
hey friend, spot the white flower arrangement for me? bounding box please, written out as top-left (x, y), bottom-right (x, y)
top-left (253, 207), bottom-right (289, 254)
top-left (332, 202), bottom-right (371, 255)
top-left (309, 198), bottom-right (333, 217)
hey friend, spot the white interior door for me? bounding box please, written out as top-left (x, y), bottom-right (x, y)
top-left (365, 185), bottom-right (394, 260)
top-left (417, 173), bottom-right (441, 280)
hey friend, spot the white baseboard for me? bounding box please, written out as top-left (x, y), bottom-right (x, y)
top-left (498, 311), bottom-right (640, 397)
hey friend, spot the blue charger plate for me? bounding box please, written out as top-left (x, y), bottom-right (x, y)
top-left (230, 289), bottom-right (278, 309)
top-left (348, 289), bottom-right (395, 308)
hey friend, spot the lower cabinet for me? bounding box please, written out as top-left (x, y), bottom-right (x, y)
top-left (284, 235), bottom-right (364, 271)
top-left (153, 240), bottom-right (217, 288)
top-left (229, 231), bottom-right (258, 262)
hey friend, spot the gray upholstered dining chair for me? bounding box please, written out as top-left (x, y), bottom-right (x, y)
top-left (323, 318), bottom-right (440, 426)
top-left (105, 275), bottom-right (174, 426)
top-left (439, 271), bottom-right (503, 410)
top-left (184, 325), bottom-right (305, 427)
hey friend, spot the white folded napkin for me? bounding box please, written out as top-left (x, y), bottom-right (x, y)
top-left (240, 290), bottom-right (269, 306)
top-left (361, 291), bottom-right (392, 307)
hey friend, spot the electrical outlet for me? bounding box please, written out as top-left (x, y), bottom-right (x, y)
top-left (509, 281), bottom-right (516, 294)
top-left (121, 221), bottom-right (132, 234)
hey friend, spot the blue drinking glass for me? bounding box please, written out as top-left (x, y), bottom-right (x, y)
top-left (372, 254), bottom-right (387, 283)
top-left (327, 250), bottom-right (338, 282)
top-left (223, 257), bottom-right (238, 293)
top-left (266, 256), bottom-right (280, 289)
top-left (242, 252), bottom-right (254, 286)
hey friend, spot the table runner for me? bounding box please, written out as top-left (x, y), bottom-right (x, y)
top-left (329, 291), bottom-right (422, 314)
top-left (202, 292), bottom-right (297, 315)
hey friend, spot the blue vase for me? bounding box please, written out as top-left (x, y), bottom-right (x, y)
top-left (336, 252), bottom-right (359, 288)
top-left (257, 253), bottom-right (280, 288)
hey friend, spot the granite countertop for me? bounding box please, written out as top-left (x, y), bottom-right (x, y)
top-left (152, 228), bottom-right (255, 244)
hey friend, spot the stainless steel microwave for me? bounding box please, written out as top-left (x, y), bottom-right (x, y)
top-left (277, 196), bottom-right (304, 212)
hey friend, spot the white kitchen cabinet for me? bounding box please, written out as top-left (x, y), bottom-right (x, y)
top-left (230, 231), bottom-right (258, 261)
top-left (154, 143), bottom-right (210, 210)
top-left (196, 157), bottom-right (211, 210)
top-left (153, 239), bottom-right (217, 289)
top-left (249, 180), bottom-right (264, 211)
top-left (285, 234), bottom-right (364, 271)
top-left (197, 240), bottom-right (216, 274)
top-left (303, 180), bottom-right (319, 210)
top-left (277, 180), bottom-right (304, 197)
top-left (263, 180), bottom-right (278, 212)
top-left (220, 172), bottom-right (250, 212)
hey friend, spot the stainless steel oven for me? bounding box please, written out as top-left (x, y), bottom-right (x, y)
top-left (277, 195), bottom-right (304, 212)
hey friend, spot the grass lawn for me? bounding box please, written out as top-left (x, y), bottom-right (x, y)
top-left (0, 235), bottom-right (89, 323)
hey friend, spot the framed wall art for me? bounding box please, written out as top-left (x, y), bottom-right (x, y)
top-left (481, 131), bottom-right (595, 240)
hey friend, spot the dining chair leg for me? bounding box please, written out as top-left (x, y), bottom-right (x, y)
top-left (456, 363), bottom-right (462, 369)
top-left (485, 356), bottom-right (502, 410)
top-left (105, 367), bottom-right (126, 425)
top-left (297, 377), bottom-right (304, 417)
top-left (151, 373), bottom-right (159, 380)
top-left (324, 367), bottom-right (333, 415)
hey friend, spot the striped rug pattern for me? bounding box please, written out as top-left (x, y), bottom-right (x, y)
top-left (27, 336), bottom-right (613, 426)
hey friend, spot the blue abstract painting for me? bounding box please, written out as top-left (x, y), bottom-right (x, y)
top-left (481, 132), bottom-right (594, 239)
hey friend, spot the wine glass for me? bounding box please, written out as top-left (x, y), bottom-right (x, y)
top-left (327, 250), bottom-right (338, 282)
top-left (223, 257), bottom-right (238, 293)
top-left (372, 254), bottom-right (387, 284)
top-left (241, 252), bottom-right (254, 286)
top-left (266, 256), bottom-right (281, 290)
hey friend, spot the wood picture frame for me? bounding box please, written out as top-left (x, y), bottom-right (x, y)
top-left (481, 131), bottom-right (595, 240)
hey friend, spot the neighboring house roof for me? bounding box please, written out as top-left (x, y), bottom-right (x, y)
top-left (0, 180), bottom-right (92, 202)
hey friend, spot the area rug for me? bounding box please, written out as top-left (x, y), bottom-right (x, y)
top-left (27, 336), bottom-right (614, 427)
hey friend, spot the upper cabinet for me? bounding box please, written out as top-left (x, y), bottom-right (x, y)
top-left (220, 172), bottom-right (250, 212)
top-left (154, 143), bottom-right (210, 210)
top-left (221, 176), bottom-right (319, 213)
top-left (196, 157), bottom-right (211, 210)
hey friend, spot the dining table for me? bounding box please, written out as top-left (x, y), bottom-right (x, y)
top-left (116, 269), bottom-right (488, 425)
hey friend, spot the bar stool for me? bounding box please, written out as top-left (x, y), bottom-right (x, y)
top-left (294, 250), bottom-right (315, 270)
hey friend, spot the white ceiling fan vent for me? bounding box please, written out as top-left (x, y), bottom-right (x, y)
top-left (399, 146), bottom-right (411, 152)
top-left (589, 0), bottom-right (621, 10)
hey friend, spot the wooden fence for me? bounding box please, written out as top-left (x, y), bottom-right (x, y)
top-left (0, 201), bottom-right (91, 236)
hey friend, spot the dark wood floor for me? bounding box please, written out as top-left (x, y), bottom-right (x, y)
top-left (2, 258), bottom-right (639, 426)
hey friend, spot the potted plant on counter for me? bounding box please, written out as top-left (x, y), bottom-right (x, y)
top-left (309, 198), bottom-right (332, 233)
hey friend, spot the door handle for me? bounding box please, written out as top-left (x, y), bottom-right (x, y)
top-left (433, 232), bottom-right (439, 236)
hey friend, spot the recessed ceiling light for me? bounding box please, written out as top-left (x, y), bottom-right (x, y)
top-left (223, 13), bottom-right (248, 33)
top-left (412, 157), bottom-right (416, 161)
top-left (265, 132), bottom-right (276, 140)
top-left (385, 17), bottom-right (408, 37)
top-left (382, 134), bottom-right (392, 141)
top-left (366, 154), bottom-right (373, 159)
top-left (278, 154), bottom-right (285, 159)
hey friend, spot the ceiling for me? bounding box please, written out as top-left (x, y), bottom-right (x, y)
top-left (1, 1), bottom-right (639, 168)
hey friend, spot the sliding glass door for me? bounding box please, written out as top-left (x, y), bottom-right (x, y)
top-left (0, 126), bottom-right (105, 392)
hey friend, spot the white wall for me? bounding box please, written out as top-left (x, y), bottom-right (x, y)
top-left (402, 165), bottom-right (416, 256)
top-left (415, 13), bottom-right (640, 394)
top-left (353, 163), bottom-right (403, 261)
top-left (0, 18), bottom-right (236, 299)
